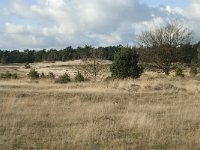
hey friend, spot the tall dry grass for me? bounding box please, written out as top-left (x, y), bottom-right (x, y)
top-left (0, 76), bottom-right (200, 149)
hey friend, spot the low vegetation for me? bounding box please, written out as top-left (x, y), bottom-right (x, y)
top-left (175, 67), bottom-right (185, 77)
top-left (0, 76), bottom-right (199, 149)
top-left (47, 71), bottom-right (55, 79)
top-left (190, 66), bottom-right (198, 76)
top-left (74, 72), bottom-right (85, 82)
top-left (0, 72), bottom-right (18, 79)
top-left (27, 69), bottom-right (40, 80)
top-left (55, 73), bottom-right (71, 83)
top-left (24, 63), bottom-right (31, 69)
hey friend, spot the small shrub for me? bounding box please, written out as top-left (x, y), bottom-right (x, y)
top-left (11, 73), bottom-right (18, 79)
top-left (27, 69), bottom-right (40, 80)
top-left (25, 63), bottom-right (31, 69)
top-left (190, 66), bottom-right (198, 76)
top-left (4, 72), bottom-right (12, 78)
top-left (40, 72), bottom-right (45, 78)
top-left (175, 68), bottom-right (184, 77)
top-left (0, 72), bottom-right (18, 79)
top-left (0, 72), bottom-right (11, 79)
top-left (47, 72), bottom-right (55, 79)
top-left (75, 72), bottom-right (85, 82)
top-left (55, 73), bottom-right (70, 83)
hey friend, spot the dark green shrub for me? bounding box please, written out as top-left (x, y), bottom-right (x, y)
top-left (27, 69), bottom-right (40, 80)
top-left (25, 63), bottom-right (31, 69)
top-left (110, 47), bottom-right (143, 79)
top-left (55, 73), bottom-right (70, 83)
top-left (47, 72), bottom-right (55, 79)
top-left (75, 72), bottom-right (85, 82)
top-left (190, 66), bottom-right (198, 76)
top-left (175, 68), bottom-right (184, 77)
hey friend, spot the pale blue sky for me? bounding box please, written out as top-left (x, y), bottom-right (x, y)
top-left (0, 0), bottom-right (199, 49)
top-left (139, 0), bottom-right (189, 7)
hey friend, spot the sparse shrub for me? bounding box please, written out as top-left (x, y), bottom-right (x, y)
top-left (4, 72), bottom-right (12, 78)
top-left (175, 67), bottom-right (184, 77)
top-left (47, 72), bottom-right (55, 79)
top-left (11, 73), bottom-right (18, 79)
top-left (110, 47), bottom-right (143, 79)
top-left (25, 63), bottom-right (31, 69)
top-left (0, 72), bottom-right (18, 79)
top-left (75, 72), bottom-right (85, 82)
top-left (55, 73), bottom-right (70, 83)
top-left (190, 66), bottom-right (198, 76)
top-left (40, 72), bottom-right (45, 78)
top-left (27, 69), bottom-right (40, 80)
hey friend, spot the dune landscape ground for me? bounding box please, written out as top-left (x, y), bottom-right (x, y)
top-left (0, 61), bottom-right (200, 149)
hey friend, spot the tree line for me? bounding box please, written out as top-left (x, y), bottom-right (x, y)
top-left (0, 43), bottom-right (199, 64)
top-left (0, 45), bottom-right (120, 64)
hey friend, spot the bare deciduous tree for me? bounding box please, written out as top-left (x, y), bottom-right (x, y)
top-left (81, 46), bottom-right (103, 81)
top-left (138, 21), bottom-right (192, 75)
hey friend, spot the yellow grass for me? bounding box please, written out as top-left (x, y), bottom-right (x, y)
top-left (0, 62), bottom-right (200, 149)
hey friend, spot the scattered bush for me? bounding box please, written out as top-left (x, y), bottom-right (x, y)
top-left (27, 69), bottom-right (40, 80)
top-left (40, 72), bottom-right (45, 78)
top-left (11, 73), bottom-right (18, 79)
top-left (0, 72), bottom-right (18, 79)
top-left (25, 63), bottom-right (31, 69)
top-left (55, 73), bottom-right (70, 83)
top-left (110, 47), bottom-right (143, 79)
top-left (190, 66), bottom-right (198, 76)
top-left (4, 72), bottom-right (12, 78)
top-left (47, 72), bottom-right (55, 79)
top-left (175, 67), bottom-right (184, 77)
top-left (74, 72), bottom-right (85, 82)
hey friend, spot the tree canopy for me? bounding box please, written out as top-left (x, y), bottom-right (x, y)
top-left (137, 21), bottom-right (192, 75)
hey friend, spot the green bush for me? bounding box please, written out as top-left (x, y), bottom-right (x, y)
top-left (175, 68), bottom-right (184, 77)
top-left (55, 73), bottom-right (70, 83)
top-left (47, 72), bottom-right (55, 79)
top-left (110, 47), bottom-right (143, 79)
top-left (27, 69), bottom-right (40, 80)
top-left (74, 72), bottom-right (85, 82)
top-left (190, 66), bottom-right (198, 76)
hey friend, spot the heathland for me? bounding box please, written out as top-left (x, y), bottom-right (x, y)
top-left (0, 60), bottom-right (200, 149)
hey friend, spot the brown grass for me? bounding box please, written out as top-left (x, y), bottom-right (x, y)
top-left (0, 62), bottom-right (200, 149)
top-left (0, 76), bottom-right (200, 149)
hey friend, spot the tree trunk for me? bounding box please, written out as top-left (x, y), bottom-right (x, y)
top-left (93, 58), bottom-right (97, 81)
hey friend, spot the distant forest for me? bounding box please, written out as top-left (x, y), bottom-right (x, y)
top-left (0, 42), bottom-right (199, 64)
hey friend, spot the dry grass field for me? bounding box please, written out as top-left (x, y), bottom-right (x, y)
top-left (0, 61), bottom-right (200, 149)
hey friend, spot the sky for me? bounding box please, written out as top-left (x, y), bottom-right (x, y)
top-left (0, 0), bottom-right (200, 50)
